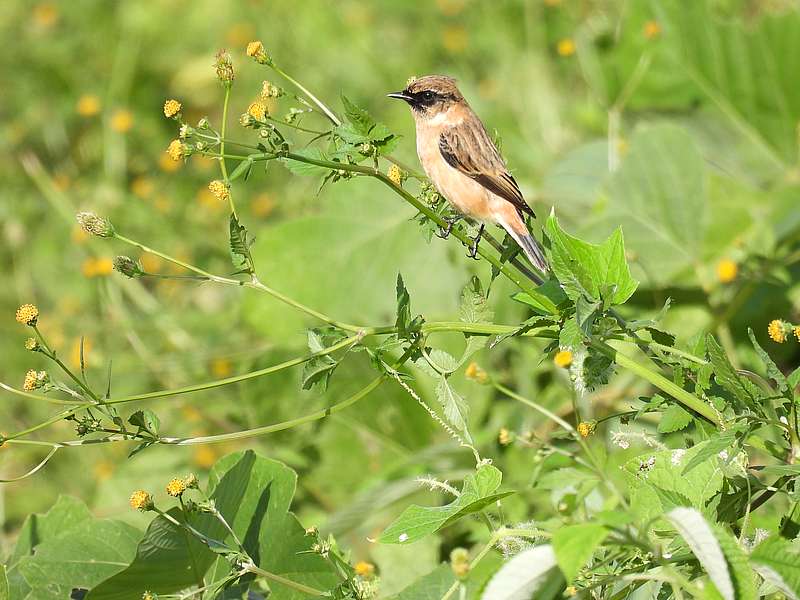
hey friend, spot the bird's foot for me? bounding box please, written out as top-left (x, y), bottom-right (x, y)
top-left (436, 216), bottom-right (461, 239)
top-left (466, 224), bottom-right (485, 260)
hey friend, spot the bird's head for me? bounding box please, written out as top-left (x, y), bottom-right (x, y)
top-left (388, 75), bottom-right (464, 120)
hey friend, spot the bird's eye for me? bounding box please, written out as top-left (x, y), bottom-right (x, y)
top-left (422, 91), bottom-right (435, 101)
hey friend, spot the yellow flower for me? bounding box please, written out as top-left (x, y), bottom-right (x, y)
top-left (93, 460), bottom-right (115, 481)
top-left (768, 319), bottom-right (788, 344)
top-left (795, 326), bottom-right (800, 342)
top-left (465, 361), bottom-right (489, 384)
top-left (131, 177), bottom-right (154, 199)
top-left (208, 180), bottom-right (230, 202)
top-left (387, 164), bottom-right (403, 186)
top-left (76, 94), bottom-right (101, 117)
top-left (23, 369), bottom-right (47, 392)
top-left (716, 258), bottom-right (738, 283)
top-left (111, 109), bottom-right (133, 133)
top-left (354, 561), bottom-right (375, 578)
top-left (450, 547), bottom-right (470, 578)
top-left (247, 101), bottom-right (267, 121)
top-left (644, 20), bottom-right (661, 39)
top-left (167, 139), bottom-right (188, 162)
top-left (577, 421), bottom-right (595, 438)
top-left (24, 338), bottom-right (40, 352)
top-left (246, 40), bottom-right (264, 57)
top-left (557, 38), bottom-right (576, 57)
top-left (166, 477), bottom-right (187, 497)
top-left (82, 257), bottom-right (114, 278)
top-left (566, 586), bottom-right (577, 597)
top-left (16, 304), bottom-right (39, 326)
top-left (498, 427), bottom-right (512, 446)
top-left (554, 349), bottom-right (573, 368)
top-left (142, 592), bottom-right (156, 600)
top-left (163, 99), bottom-right (182, 118)
top-left (129, 490), bottom-right (154, 511)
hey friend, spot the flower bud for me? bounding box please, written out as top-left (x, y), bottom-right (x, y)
top-left (113, 256), bottom-right (143, 278)
top-left (76, 212), bottom-right (115, 237)
top-left (215, 49), bottom-right (235, 84)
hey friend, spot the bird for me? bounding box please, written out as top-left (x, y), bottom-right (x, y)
top-left (388, 75), bottom-right (549, 274)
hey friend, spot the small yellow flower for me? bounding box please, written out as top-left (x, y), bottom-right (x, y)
top-left (129, 490), bottom-right (154, 511)
top-left (193, 445), bottom-right (218, 469)
top-left (450, 547), bottom-right (470, 578)
top-left (354, 561), bottom-right (375, 578)
top-left (387, 164), bottom-right (403, 186)
top-left (577, 421), bottom-right (596, 438)
top-left (76, 94), bottom-right (101, 117)
top-left (23, 369), bottom-right (47, 392)
top-left (208, 180), bottom-right (230, 202)
top-left (716, 258), bottom-right (738, 284)
top-left (142, 591), bottom-right (157, 600)
top-left (163, 99), bottom-right (182, 119)
top-left (111, 109), bottom-right (133, 133)
top-left (644, 20), bottom-right (661, 39)
top-left (166, 477), bottom-right (187, 497)
top-left (465, 361), bottom-right (489, 384)
top-left (498, 427), bottom-right (512, 446)
top-left (557, 38), bottom-right (576, 57)
top-left (16, 304), bottom-right (39, 326)
top-left (554, 349), bottom-right (573, 368)
top-left (246, 40), bottom-right (264, 57)
top-left (167, 139), bottom-right (188, 162)
top-left (131, 177), bottom-right (154, 199)
top-left (768, 319), bottom-right (788, 344)
top-left (24, 338), bottom-right (40, 352)
top-left (247, 101), bottom-right (267, 121)
top-left (795, 326), bottom-right (800, 342)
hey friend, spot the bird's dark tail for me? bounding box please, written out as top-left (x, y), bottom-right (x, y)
top-left (517, 233), bottom-right (550, 275)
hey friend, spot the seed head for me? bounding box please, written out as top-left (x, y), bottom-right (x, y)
top-left (208, 180), bottom-right (230, 202)
top-left (768, 319), bottom-right (788, 344)
top-left (260, 80), bottom-right (283, 98)
top-left (15, 304), bottom-right (39, 326)
top-left (554, 349), bottom-right (573, 368)
top-left (716, 259), bottom-right (737, 284)
top-left (113, 256), bottom-right (142, 278)
top-left (577, 421), bottom-right (596, 438)
top-left (24, 338), bottom-right (40, 352)
top-left (184, 473), bottom-right (199, 489)
top-left (354, 561), bottom-right (375, 578)
top-left (76, 212), bottom-right (115, 237)
top-left (166, 139), bottom-right (188, 162)
top-left (163, 99), bottom-right (182, 119)
top-left (130, 490), bottom-right (154, 511)
top-left (215, 49), bottom-right (235, 84)
top-left (247, 101), bottom-right (267, 121)
top-left (166, 477), bottom-right (187, 497)
top-left (23, 369), bottom-right (48, 391)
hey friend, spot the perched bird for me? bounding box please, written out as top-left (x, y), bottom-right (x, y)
top-left (388, 75), bottom-right (548, 273)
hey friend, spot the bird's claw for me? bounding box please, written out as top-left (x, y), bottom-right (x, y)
top-left (435, 217), bottom-right (460, 239)
top-left (465, 224), bottom-right (484, 260)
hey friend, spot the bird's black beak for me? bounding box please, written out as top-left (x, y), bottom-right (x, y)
top-left (387, 91), bottom-right (414, 104)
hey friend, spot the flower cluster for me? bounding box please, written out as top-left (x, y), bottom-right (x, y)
top-left (129, 490), bottom-right (154, 511)
top-left (768, 319), bottom-right (800, 344)
top-left (387, 164), bottom-right (404, 186)
top-left (208, 180), bottom-right (230, 202)
top-left (163, 98), bottom-right (182, 119)
top-left (15, 304), bottom-right (39, 326)
top-left (577, 421), bottom-right (596, 438)
top-left (23, 369), bottom-right (48, 392)
top-left (465, 361), bottom-right (489, 384)
top-left (166, 139), bottom-right (189, 162)
top-left (245, 40), bottom-right (271, 65)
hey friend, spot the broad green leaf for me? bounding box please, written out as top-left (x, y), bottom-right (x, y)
top-left (545, 213), bottom-right (638, 306)
top-left (388, 564), bottom-right (455, 600)
top-left (666, 507), bottom-right (734, 600)
top-left (682, 430), bottom-right (737, 475)
top-left (750, 536), bottom-right (800, 600)
top-left (748, 328), bottom-right (790, 396)
top-left (229, 213), bottom-right (254, 273)
top-left (281, 147), bottom-right (329, 176)
top-left (435, 376), bottom-right (472, 443)
top-left (622, 441), bottom-right (724, 524)
top-left (0, 565), bottom-right (7, 600)
top-left (657, 404), bottom-right (693, 433)
top-left (481, 545), bottom-right (563, 600)
top-left (713, 525), bottom-right (757, 600)
top-left (552, 523), bottom-right (609, 583)
top-left (706, 334), bottom-right (760, 412)
top-left (378, 465), bottom-right (512, 544)
top-left (19, 517), bottom-right (140, 600)
top-left (459, 276), bottom-right (493, 323)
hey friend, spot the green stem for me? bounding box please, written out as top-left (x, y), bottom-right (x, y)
top-left (34, 326), bottom-right (100, 402)
top-left (494, 382), bottom-right (574, 433)
top-left (269, 63), bottom-right (341, 126)
top-left (219, 83), bottom-right (237, 217)
top-left (245, 562), bottom-right (326, 597)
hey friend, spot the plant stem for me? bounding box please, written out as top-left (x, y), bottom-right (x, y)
top-left (269, 63), bottom-right (341, 126)
top-left (34, 326), bottom-right (100, 402)
top-left (219, 83), bottom-right (237, 217)
top-left (494, 382), bottom-right (574, 433)
top-left (245, 562), bottom-right (326, 597)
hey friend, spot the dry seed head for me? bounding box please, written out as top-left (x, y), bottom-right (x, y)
top-left (163, 98), bottom-right (182, 118)
top-left (15, 304), bottom-right (39, 326)
top-left (113, 256), bottom-right (142, 278)
top-left (184, 473), bottom-right (199, 489)
top-left (768, 319), bottom-right (788, 344)
top-left (215, 49), bottom-right (235, 83)
top-left (76, 211), bottom-right (115, 237)
top-left (166, 477), bottom-right (187, 497)
top-left (129, 490), bottom-right (154, 511)
top-left (260, 80), bottom-right (283, 98)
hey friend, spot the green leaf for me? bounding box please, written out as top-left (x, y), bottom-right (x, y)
top-left (482, 545), bottom-right (564, 600)
top-left (395, 273), bottom-right (423, 337)
top-left (301, 330), bottom-right (339, 390)
top-left (545, 213), bottom-right (638, 306)
top-left (748, 328), bottom-right (790, 396)
top-left (378, 465), bottom-right (512, 544)
top-left (435, 376), bottom-right (472, 443)
top-left (552, 524), bottom-right (609, 583)
top-left (750, 536), bottom-right (800, 600)
top-left (459, 276), bottom-right (493, 323)
top-left (19, 517), bottom-right (140, 600)
top-left (0, 565), bottom-right (7, 600)
top-left (682, 430), bottom-right (737, 475)
top-left (341, 94), bottom-right (375, 136)
top-left (713, 525), bottom-right (757, 600)
top-left (127, 409), bottom-right (160, 436)
top-left (90, 450), bottom-right (338, 599)
top-left (229, 213), bottom-right (255, 274)
top-left (666, 507), bottom-right (734, 600)
top-left (388, 564), bottom-right (455, 600)
top-left (657, 404), bottom-right (693, 433)
top-left (281, 147), bottom-right (329, 176)
top-left (705, 334), bottom-right (760, 412)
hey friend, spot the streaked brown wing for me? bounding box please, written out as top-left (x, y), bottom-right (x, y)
top-left (439, 120), bottom-right (535, 217)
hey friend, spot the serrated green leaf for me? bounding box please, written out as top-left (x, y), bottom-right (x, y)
top-left (748, 328), bottom-right (790, 396)
top-left (706, 334), bottom-right (761, 412)
top-left (750, 536), bottom-right (800, 600)
top-left (341, 94), bottom-right (375, 136)
top-left (435, 376), bottom-right (472, 443)
top-left (389, 564), bottom-right (455, 600)
top-left (681, 430), bottom-right (737, 475)
top-left (666, 507), bottom-right (734, 600)
top-left (281, 147), bottom-right (330, 176)
top-left (552, 524), bottom-right (609, 582)
top-left (127, 409), bottom-right (160, 436)
top-left (378, 465), bottom-right (512, 544)
top-left (713, 525), bottom-right (757, 600)
top-left (658, 404), bottom-right (693, 433)
top-left (229, 213), bottom-right (254, 273)
top-left (459, 276), bottom-right (493, 323)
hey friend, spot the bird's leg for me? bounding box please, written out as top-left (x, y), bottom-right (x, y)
top-left (467, 224), bottom-right (485, 259)
top-left (436, 215), bottom-right (463, 239)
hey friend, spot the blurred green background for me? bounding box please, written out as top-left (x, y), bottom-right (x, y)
top-left (2, 0), bottom-right (800, 590)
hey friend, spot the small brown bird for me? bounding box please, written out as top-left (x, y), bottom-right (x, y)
top-left (388, 75), bottom-right (548, 273)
